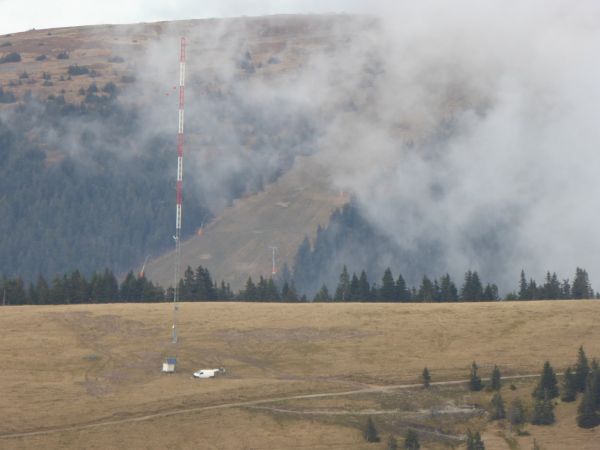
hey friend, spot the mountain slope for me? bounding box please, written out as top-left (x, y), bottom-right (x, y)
top-left (144, 156), bottom-right (347, 290)
top-left (0, 15), bottom-right (371, 281)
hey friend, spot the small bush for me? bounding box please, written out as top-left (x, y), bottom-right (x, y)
top-left (108, 56), bottom-right (125, 63)
top-left (56, 51), bottom-right (69, 60)
top-left (0, 41), bottom-right (11, 47)
top-left (19, 71), bottom-right (29, 79)
top-left (102, 82), bottom-right (118, 96)
top-left (0, 52), bottom-right (21, 63)
top-left (120, 74), bottom-right (136, 83)
top-left (0, 87), bottom-right (17, 103)
top-left (68, 65), bottom-right (89, 76)
top-left (36, 54), bottom-right (47, 61)
top-left (42, 80), bottom-right (53, 87)
top-left (364, 417), bottom-right (380, 443)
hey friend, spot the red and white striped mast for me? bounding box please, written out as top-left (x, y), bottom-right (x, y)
top-left (172, 36), bottom-right (186, 344)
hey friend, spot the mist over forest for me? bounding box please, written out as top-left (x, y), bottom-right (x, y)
top-left (1, 3), bottom-right (600, 295)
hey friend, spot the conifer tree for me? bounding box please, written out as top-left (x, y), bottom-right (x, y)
top-left (349, 273), bottom-right (360, 301)
top-left (561, 367), bottom-right (578, 402)
top-left (35, 275), bottom-right (50, 305)
top-left (490, 392), bottom-right (506, 420)
top-left (242, 277), bottom-right (258, 301)
top-left (519, 270), bottom-right (529, 300)
top-left (577, 378), bottom-right (600, 428)
top-left (439, 274), bottom-right (458, 302)
top-left (281, 280), bottom-right (298, 302)
top-left (265, 278), bottom-right (280, 301)
top-left (387, 435), bottom-right (398, 450)
top-left (461, 271), bottom-right (483, 301)
top-left (490, 365), bottom-right (502, 391)
top-left (508, 398), bottom-right (526, 427)
top-left (417, 276), bottom-right (434, 302)
top-left (574, 346), bottom-right (590, 393)
top-left (358, 270), bottom-right (371, 301)
top-left (313, 284), bottom-right (331, 302)
top-left (380, 268), bottom-right (396, 302)
top-left (533, 361), bottom-right (559, 400)
top-left (560, 279), bottom-right (571, 299)
top-left (469, 362), bottom-right (483, 391)
top-left (334, 266), bottom-right (350, 301)
top-left (482, 284), bottom-right (499, 301)
top-left (396, 274), bottom-right (411, 302)
top-left (572, 267), bottom-right (592, 299)
top-left (466, 430), bottom-right (485, 450)
top-left (542, 272), bottom-right (561, 299)
top-left (404, 429), bottom-right (420, 449)
top-left (422, 367), bottom-right (431, 388)
top-left (364, 417), bottom-right (380, 442)
top-left (589, 359), bottom-right (600, 410)
top-left (180, 266), bottom-right (195, 300)
top-left (531, 395), bottom-right (555, 425)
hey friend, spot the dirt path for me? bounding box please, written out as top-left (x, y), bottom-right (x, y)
top-left (0, 374), bottom-right (541, 440)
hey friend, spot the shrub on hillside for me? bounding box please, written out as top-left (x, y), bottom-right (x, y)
top-left (68, 65), bottom-right (89, 76)
top-left (0, 52), bottom-right (21, 63)
top-left (120, 74), bottom-right (136, 83)
top-left (0, 87), bottom-right (17, 103)
top-left (56, 51), bottom-right (69, 59)
top-left (364, 417), bottom-right (380, 442)
top-left (469, 362), bottom-right (483, 391)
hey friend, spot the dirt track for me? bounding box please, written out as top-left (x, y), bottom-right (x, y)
top-left (0, 373), bottom-right (540, 441)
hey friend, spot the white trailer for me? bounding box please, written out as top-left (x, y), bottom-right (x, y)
top-left (193, 368), bottom-right (225, 379)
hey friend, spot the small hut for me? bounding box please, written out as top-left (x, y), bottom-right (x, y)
top-left (162, 358), bottom-right (176, 373)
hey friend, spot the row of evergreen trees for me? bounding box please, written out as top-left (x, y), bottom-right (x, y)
top-left (512, 268), bottom-right (594, 300)
top-left (1, 265), bottom-right (597, 305)
top-left (319, 267), bottom-right (499, 302)
top-left (315, 266), bottom-right (595, 303)
top-left (0, 269), bottom-right (164, 305)
top-left (470, 347), bottom-right (600, 429)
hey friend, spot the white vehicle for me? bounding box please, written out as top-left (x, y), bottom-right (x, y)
top-left (193, 368), bottom-right (225, 379)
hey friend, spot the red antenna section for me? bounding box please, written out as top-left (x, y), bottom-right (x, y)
top-left (172, 37), bottom-right (186, 344)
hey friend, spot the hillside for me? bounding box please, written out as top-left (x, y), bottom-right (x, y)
top-left (0, 15), bottom-right (371, 282)
top-left (0, 301), bottom-right (599, 449)
top-left (144, 155), bottom-right (347, 290)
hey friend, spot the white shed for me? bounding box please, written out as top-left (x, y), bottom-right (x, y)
top-left (162, 358), bottom-right (176, 373)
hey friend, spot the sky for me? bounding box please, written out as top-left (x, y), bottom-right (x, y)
top-left (0, 0), bottom-right (370, 34)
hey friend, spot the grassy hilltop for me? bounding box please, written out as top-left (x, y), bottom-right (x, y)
top-left (0, 301), bottom-right (599, 449)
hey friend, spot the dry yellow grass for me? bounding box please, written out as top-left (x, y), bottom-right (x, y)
top-left (0, 300), bottom-right (599, 449)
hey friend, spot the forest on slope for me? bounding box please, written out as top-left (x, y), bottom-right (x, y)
top-left (0, 81), bottom-right (314, 280)
top-left (0, 92), bottom-right (207, 279)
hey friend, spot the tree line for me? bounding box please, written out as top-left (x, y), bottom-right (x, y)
top-left (313, 266), bottom-right (595, 303)
top-left (367, 346), bottom-right (600, 450)
top-left (0, 269), bottom-right (164, 305)
top-left (1, 264), bottom-right (597, 305)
